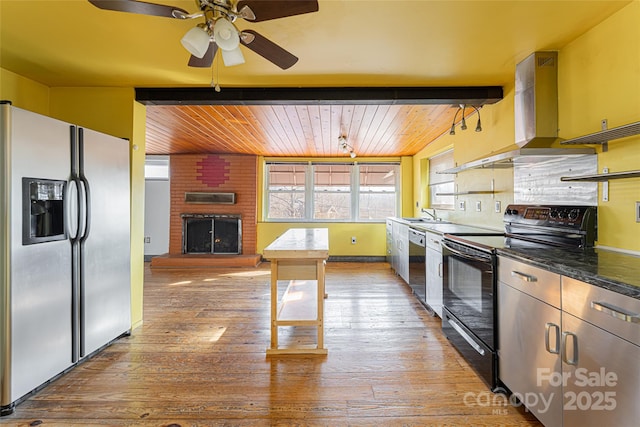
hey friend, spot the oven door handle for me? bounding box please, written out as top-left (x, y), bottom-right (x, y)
top-left (441, 242), bottom-right (490, 263)
top-left (446, 316), bottom-right (486, 356)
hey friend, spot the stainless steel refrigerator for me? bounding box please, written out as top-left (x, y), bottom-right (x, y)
top-left (1, 102), bottom-right (131, 415)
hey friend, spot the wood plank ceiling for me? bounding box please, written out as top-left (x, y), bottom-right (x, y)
top-left (145, 103), bottom-right (471, 157)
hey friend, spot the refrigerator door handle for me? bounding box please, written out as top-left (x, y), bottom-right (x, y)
top-left (76, 179), bottom-right (88, 241)
top-left (78, 128), bottom-right (91, 243)
top-left (65, 179), bottom-right (79, 240)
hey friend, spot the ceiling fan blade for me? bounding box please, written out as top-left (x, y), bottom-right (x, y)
top-left (188, 42), bottom-right (217, 68)
top-left (240, 30), bottom-right (298, 69)
top-left (236, 0), bottom-right (319, 22)
top-left (88, 0), bottom-right (188, 18)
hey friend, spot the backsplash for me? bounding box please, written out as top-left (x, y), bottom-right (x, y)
top-left (513, 154), bottom-right (597, 205)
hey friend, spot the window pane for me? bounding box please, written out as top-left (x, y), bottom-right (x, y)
top-left (268, 192), bottom-right (305, 219)
top-left (429, 150), bottom-right (455, 209)
top-left (430, 181), bottom-right (455, 209)
top-left (267, 164), bottom-right (306, 219)
top-left (359, 164), bottom-right (398, 219)
top-left (314, 165), bottom-right (351, 220)
top-left (145, 155), bottom-right (169, 180)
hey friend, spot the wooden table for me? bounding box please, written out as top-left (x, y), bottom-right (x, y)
top-left (263, 228), bottom-right (329, 355)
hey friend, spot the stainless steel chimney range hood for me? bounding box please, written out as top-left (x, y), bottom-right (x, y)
top-left (440, 51), bottom-right (594, 175)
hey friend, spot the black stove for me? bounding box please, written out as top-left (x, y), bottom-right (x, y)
top-left (440, 204), bottom-right (597, 391)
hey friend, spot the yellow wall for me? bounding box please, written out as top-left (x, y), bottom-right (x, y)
top-left (0, 69), bottom-right (50, 116)
top-left (257, 222), bottom-right (386, 256)
top-left (558, 1), bottom-right (640, 251)
top-left (0, 72), bottom-right (146, 329)
top-left (413, 1), bottom-right (640, 250)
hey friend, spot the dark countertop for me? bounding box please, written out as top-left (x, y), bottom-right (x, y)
top-left (388, 217), bottom-right (640, 300)
top-left (497, 246), bottom-right (640, 300)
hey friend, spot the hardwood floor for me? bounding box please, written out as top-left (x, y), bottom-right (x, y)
top-left (1, 262), bottom-right (542, 426)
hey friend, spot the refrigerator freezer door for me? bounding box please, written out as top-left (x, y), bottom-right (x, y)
top-left (7, 107), bottom-right (73, 401)
top-left (80, 128), bottom-right (131, 357)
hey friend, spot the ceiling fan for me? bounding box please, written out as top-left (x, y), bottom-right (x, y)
top-left (88, 0), bottom-right (319, 69)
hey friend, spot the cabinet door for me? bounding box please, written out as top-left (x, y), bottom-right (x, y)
top-left (562, 312), bottom-right (640, 426)
top-left (397, 223), bottom-right (409, 283)
top-left (425, 246), bottom-right (442, 317)
top-left (498, 282), bottom-right (563, 427)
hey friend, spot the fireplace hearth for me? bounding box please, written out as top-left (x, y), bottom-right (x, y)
top-left (182, 214), bottom-right (242, 255)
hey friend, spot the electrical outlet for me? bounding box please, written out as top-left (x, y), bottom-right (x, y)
top-left (476, 201), bottom-right (482, 212)
top-left (459, 201), bottom-right (466, 211)
top-left (351, 236), bottom-right (357, 244)
top-left (495, 201), bottom-right (502, 213)
top-left (636, 202), bottom-right (640, 223)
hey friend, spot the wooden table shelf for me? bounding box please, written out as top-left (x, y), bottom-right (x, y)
top-left (263, 228), bottom-right (329, 355)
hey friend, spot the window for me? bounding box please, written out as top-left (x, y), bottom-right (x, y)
top-left (358, 164), bottom-right (398, 220)
top-left (144, 155), bottom-right (170, 180)
top-left (314, 164), bottom-right (351, 220)
top-left (265, 161), bottom-right (399, 222)
top-left (429, 150), bottom-right (455, 210)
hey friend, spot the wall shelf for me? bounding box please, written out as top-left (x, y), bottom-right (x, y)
top-left (436, 180), bottom-right (496, 196)
top-left (560, 170), bottom-right (640, 182)
top-left (560, 121), bottom-right (640, 152)
top-left (435, 190), bottom-right (496, 196)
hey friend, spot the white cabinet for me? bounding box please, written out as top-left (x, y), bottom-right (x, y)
top-left (560, 277), bottom-right (640, 426)
top-left (425, 231), bottom-right (443, 317)
top-left (392, 220), bottom-right (409, 283)
top-left (387, 219), bottom-right (409, 283)
top-left (498, 256), bottom-right (563, 427)
top-left (386, 219), bottom-right (393, 265)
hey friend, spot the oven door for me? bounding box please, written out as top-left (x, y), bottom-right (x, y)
top-left (441, 239), bottom-right (496, 349)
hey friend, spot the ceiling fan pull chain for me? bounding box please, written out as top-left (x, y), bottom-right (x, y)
top-left (211, 52), bottom-right (221, 92)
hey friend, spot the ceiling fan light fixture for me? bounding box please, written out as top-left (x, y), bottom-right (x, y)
top-left (214, 18), bottom-right (240, 51)
top-left (181, 26), bottom-right (211, 58)
top-left (221, 45), bottom-right (245, 66)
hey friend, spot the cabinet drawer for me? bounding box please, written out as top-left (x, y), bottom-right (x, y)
top-left (498, 256), bottom-right (561, 308)
top-left (562, 276), bottom-right (640, 346)
top-left (426, 231), bottom-right (442, 251)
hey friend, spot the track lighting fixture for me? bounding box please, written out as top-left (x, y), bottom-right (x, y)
top-left (338, 135), bottom-right (356, 158)
top-left (449, 104), bottom-right (482, 135)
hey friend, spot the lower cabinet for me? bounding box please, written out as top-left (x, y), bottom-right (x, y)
top-left (498, 256), bottom-right (563, 427)
top-left (391, 220), bottom-right (409, 283)
top-left (425, 231), bottom-right (443, 317)
top-left (560, 277), bottom-right (640, 426)
top-left (498, 256), bottom-right (640, 427)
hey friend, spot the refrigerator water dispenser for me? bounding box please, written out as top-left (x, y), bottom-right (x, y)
top-left (22, 177), bottom-right (67, 245)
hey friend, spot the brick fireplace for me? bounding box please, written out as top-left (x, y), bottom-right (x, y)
top-left (151, 154), bottom-right (260, 268)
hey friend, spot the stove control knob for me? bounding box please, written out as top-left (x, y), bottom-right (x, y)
top-left (559, 209), bottom-right (569, 219)
top-left (506, 209), bottom-right (518, 216)
top-left (569, 209), bottom-right (580, 220)
top-left (550, 209), bottom-right (559, 218)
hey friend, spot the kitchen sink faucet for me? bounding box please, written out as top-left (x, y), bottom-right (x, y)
top-left (421, 208), bottom-right (438, 221)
